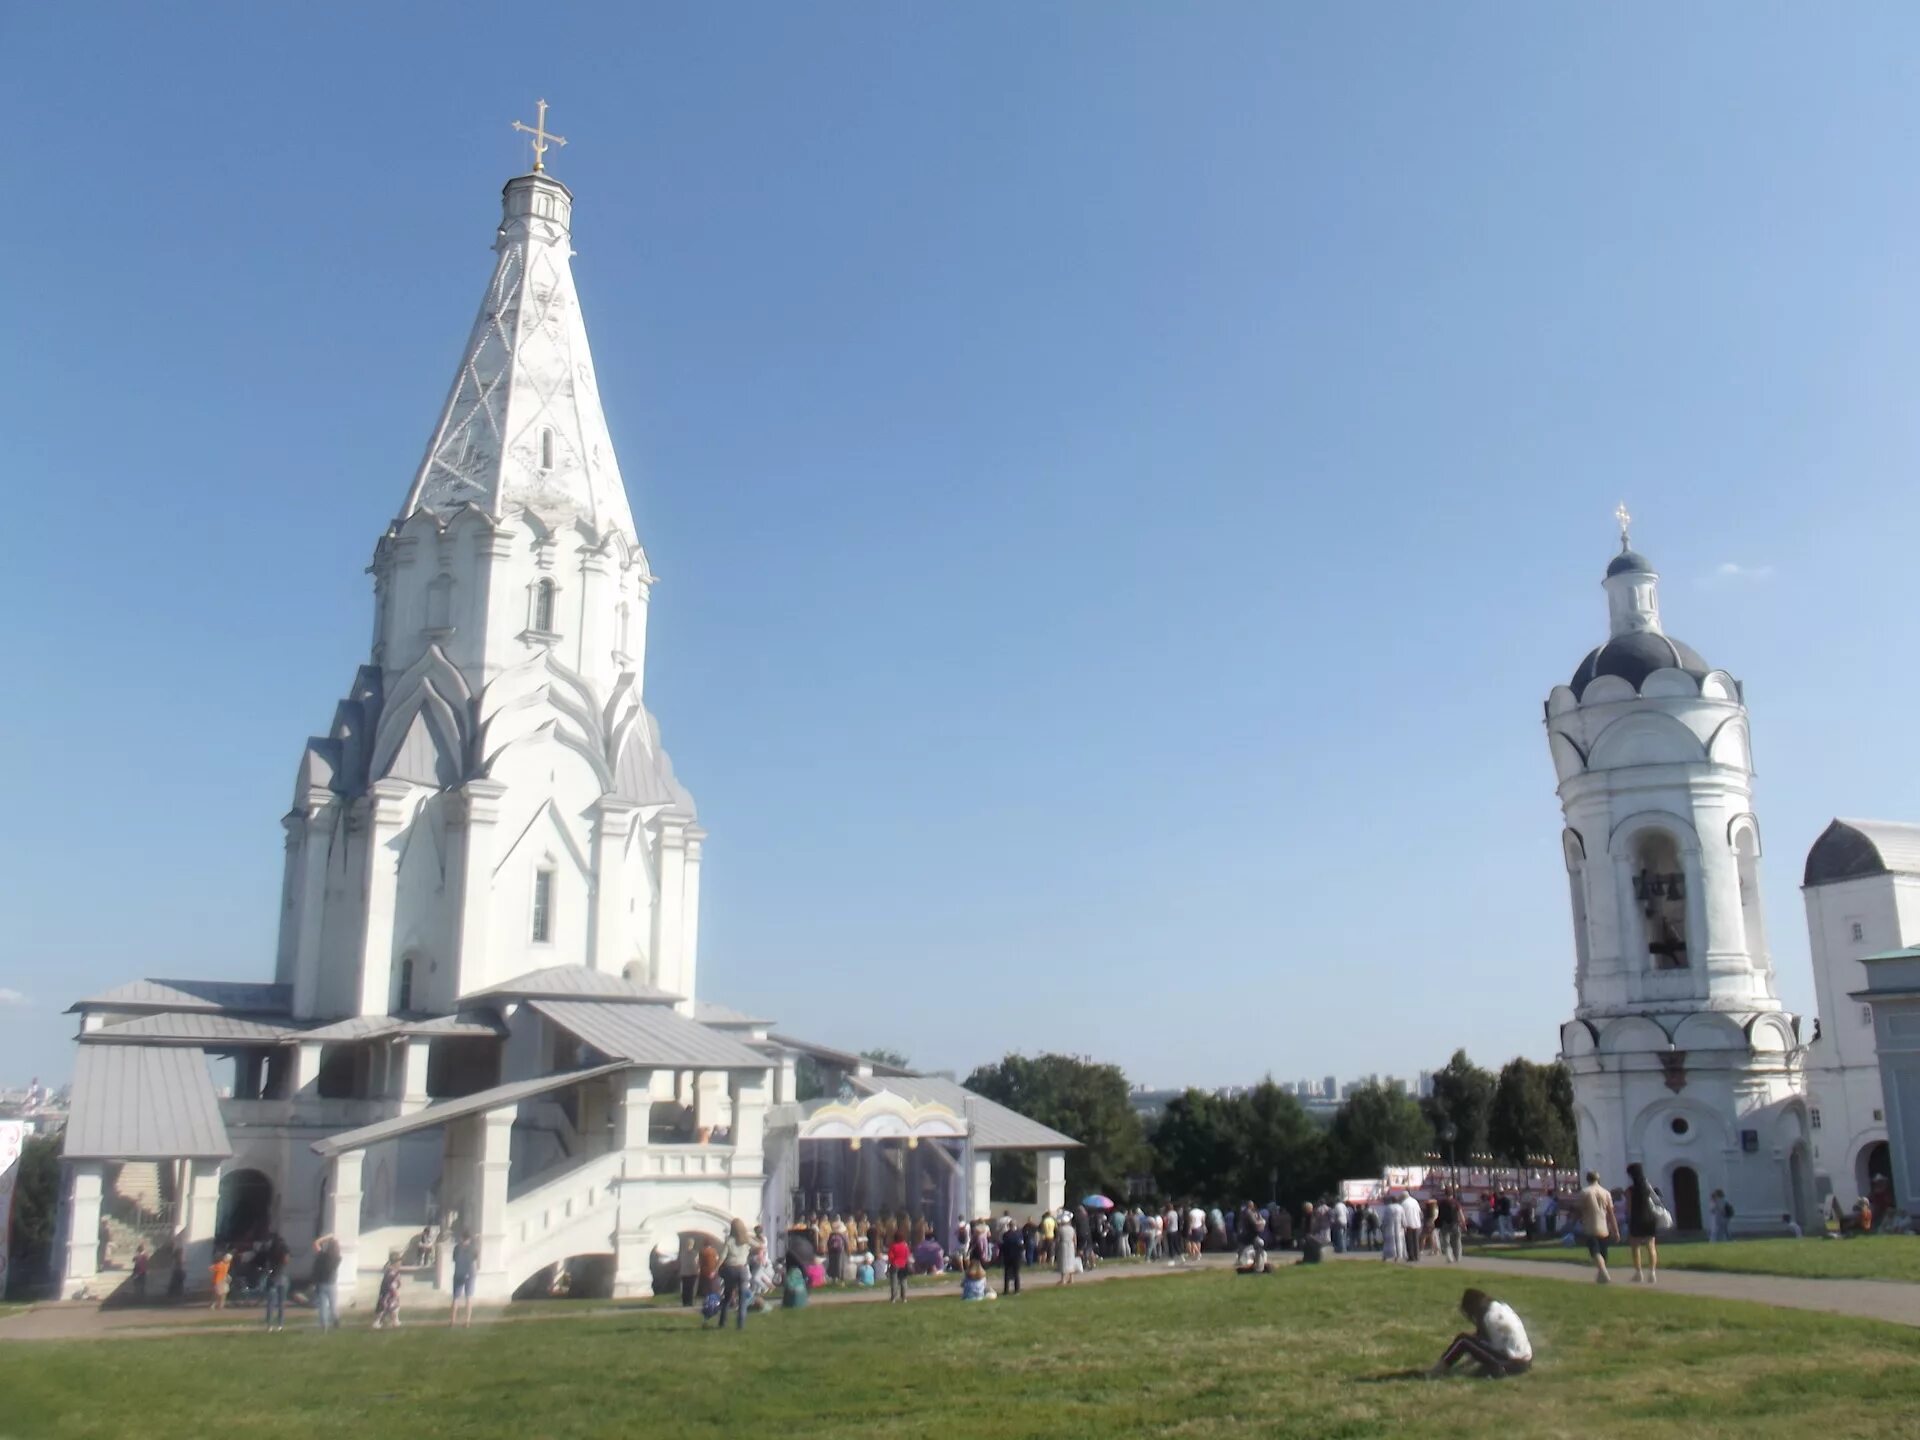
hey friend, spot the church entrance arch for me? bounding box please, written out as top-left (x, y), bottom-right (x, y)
top-left (1667, 1165), bottom-right (1702, 1232)
top-left (1856, 1141), bottom-right (1891, 1199)
top-left (217, 1169), bottom-right (274, 1244)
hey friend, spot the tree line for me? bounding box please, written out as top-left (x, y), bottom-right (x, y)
top-left (961, 1048), bottom-right (1575, 1211)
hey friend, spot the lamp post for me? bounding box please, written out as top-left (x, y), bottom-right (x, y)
top-left (1441, 1123), bottom-right (1458, 1190)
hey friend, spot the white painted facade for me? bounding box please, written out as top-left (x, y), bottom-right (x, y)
top-left (1548, 540), bottom-right (1813, 1233)
top-left (1797, 820), bottom-right (1914, 1207)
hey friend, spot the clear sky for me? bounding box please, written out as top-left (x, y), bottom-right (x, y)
top-left (6, 3), bottom-right (1920, 1091)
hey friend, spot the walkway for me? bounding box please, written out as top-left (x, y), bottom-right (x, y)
top-left (1333, 1250), bottom-right (1920, 1328)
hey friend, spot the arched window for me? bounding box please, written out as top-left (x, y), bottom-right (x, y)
top-left (1632, 830), bottom-right (1690, 970)
top-left (540, 428), bottom-right (555, 471)
top-left (1733, 824), bottom-right (1767, 968)
top-left (533, 578), bottom-right (557, 633)
top-left (397, 957), bottom-right (415, 1012)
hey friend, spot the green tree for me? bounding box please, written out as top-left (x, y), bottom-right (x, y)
top-left (964, 1053), bottom-right (1148, 1201)
top-left (859, 1048), bottom-right (911, 1070)
top-left (1149, 1089), bottom-right (1239, 1201)
top-left (1328, 1081), bottom-right (1433, 1179)
top-left (1421, 1049), bottom-right (1494, 1161)
top-left (6, 1135), bottom-right (60, 1299)
top-left (1225, 1081), bottom-right (1330, 1207)
top-left (1486, 1058), bottom-right (1578, 1166)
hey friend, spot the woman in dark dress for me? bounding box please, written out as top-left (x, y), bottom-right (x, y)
top-left (1625, 1162), bottom-right (1659, 1284)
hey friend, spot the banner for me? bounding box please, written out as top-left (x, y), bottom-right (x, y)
top-left (0, 1120), bottom-right (26, 1297)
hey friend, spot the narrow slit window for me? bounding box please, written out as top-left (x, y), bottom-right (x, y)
top-left (534, 579), bottom-right (556, 633)
top-left (540, 428), bottom-right (555, 471)
top-left (532, 869), bottom-right (554, 943)
top-left (397, 957), bottom-right (415, 1012)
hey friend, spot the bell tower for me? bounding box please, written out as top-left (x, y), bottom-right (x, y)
top-left (1545, 515), bottom-right (1810, 1232)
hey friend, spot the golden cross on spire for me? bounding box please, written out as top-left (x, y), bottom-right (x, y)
top-left (512, 99), bottom-right (567, 174)
top-left (1614, 501), bottom-right (1632, 548)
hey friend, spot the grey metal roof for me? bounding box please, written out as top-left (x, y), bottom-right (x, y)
top-left (693, 999), bottom-right (775, 1027)
top-left (64, 1044), bottom-right (232, 1160)
top-left (1606, 548), bottom-right (1654, 577)
top-left (533, 1000), bottom-right (773, 1070)
top-left (855, 1074), bottom-right (1081, 1151)
top-left (68, 978), bottom-right (292, 1017)
top-left (1571, 632), bottom-right (1712, 695)
top-left (86, 1012), bottom-right (300, 1045)
top-left (298, 1014), bottom-right (406, 1042)
top-left (1804, 819), bottom-right (1920, 888)
top-left (402, 1010), bottom-right (509, 1038)
top-left (766, 1032), bottom-right (917, 1077)
top-left (470, 965), bottom-right (681, 1005)
top-left (312, 1063), bottom-right (628, 1158)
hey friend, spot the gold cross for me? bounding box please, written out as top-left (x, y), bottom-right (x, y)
top-left (1614, 501), bottom-right (1632, 547)
top-left (512, 99), bottom-right (567, 174)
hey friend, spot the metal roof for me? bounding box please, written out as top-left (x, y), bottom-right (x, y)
top-left (64, 1044), bottom-right (232, 1160)
top-left (693, 999), bottom-right (775, 1027)
top-left (855, 1074), bottom-right (1081, 1151)
top-left (312, 1063), bottom-right (628, 1158)
top-left (402, 1010), bottom-right (509, 1038)
top-left (1804, 819), bottom-right (1920, 888)
top-left (532, 1000), bottom-right (773, 1070)
top-left (766, 1032), bottom-right (917, 1077)
top-left (298, 1014), bottom-right (406, 1042)
top-left (68, 978), bottom-right (292, 1017)
top-left (85, 1012), bottom-right (300, 1045)
top-left (469, 965), bottom-right (681, 1005)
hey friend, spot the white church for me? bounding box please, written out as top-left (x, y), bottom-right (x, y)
top-left (1547, 523), bottom-right (1900, 1231)
top-left (55, 126), bottom-right (1075, 1304)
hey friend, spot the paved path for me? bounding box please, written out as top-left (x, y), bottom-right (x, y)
top-left (1332, 1251), bottom-right (1920, 1328)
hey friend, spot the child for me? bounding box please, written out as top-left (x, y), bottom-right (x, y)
top-left (130, 1243), bottom-right (149, 1299)
top-left (961, 1259), bottom-right (993, 1301)
top-left (887, 1233), bottom-right (912, 1303)
top-left (372, 1250), bottom-right (404, 1329)
top-left (208, 1252), bottom-right (232, 1310)
top-left (1429, 1288), bottom-right (1532, 1379)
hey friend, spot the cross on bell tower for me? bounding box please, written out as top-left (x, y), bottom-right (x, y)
top-left (512, 99), bottom-right (567, 174)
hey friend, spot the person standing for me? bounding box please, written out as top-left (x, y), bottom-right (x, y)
top-left (1436, 1190), bottom-right (1463, 1264)
top-left (1331, 1199), bottom-right (1349, 1254)
top-left (1001, 1220), bottom-right (1023, 1296)
top-left (1400, 1192), bottom-right (1424, 1264)
top-left (311, 1236), bottom-right (342, 1328)
top-left (209, 1252), bottom-right (232, 1310)
top-left (448, 1229), bottom-right (477, 1327)
top-left (678, 1232), bottom-right (700, 1308)
top-left (1625, 1162), bottom-right (1659, 1283)
top-left (887, 1232), bottom-right (912, 1303)
top-left (262, 1233), bottom-right (290, 1331)
top-left (718, 1218), bottom-right (752, 1330)
top-left (372, 1250), bottom-right (404, 1329)
top-left (1707, 1190), bottom-right (1733, 1243)
top-left (1055, 1215), bottom-right (1077, 1285)
top-left (130, 1243), bottom-right (150, 1299)
top-left (1379, 1194), bottom-right (1404, 1263)
top-left (1576, 1171), bottom-right (1614, 1283)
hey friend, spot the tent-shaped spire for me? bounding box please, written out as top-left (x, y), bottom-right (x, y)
top-left (403, 170), bottom-right (638, 543)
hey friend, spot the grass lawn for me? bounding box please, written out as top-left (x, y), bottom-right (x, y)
top-left (1478, 1235), bottom-right (1920, 1283)
top-left (3, 1268), bottom-right (1919, 1439)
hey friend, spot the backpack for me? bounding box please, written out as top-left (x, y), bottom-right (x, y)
top-left (701, 1292), bottom-right (723, 1320)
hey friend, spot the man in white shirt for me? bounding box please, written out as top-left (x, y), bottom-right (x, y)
top-left (1331, 1199), bottom-right (1350, 1254)
top-left (1400, 1192), bottom-right (1425, 1264)
top-left (1429, 1287), bottom-right (1532, 1379)
top-left (1378, 1194), bottom-right (1404, 1262)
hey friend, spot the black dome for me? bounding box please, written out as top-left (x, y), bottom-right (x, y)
top-left (1571, 631), bottom-right (1711, 693)
top-left (1607, 549), bottom-right (1654, 577)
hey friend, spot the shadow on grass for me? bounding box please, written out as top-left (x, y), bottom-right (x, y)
top-left (1355, 1368), bottom-right (1432, 1384)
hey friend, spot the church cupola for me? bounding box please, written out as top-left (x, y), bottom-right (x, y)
top-left (1604, 542), bottom-right (1662, 637)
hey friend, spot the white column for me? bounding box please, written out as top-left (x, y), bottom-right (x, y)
top-left (617, 1068), bottom-right (656, 1151)
top-left (728, 1069), bottom-right (768, 1173)
top-left (325, 1151), bottom-right (364, 1298)
top-left (293, 1042), bottom-right (325, 1100)
top-left (474, 1107), bottom-right (516, 1303)
top-left (653, 818), bottom-right (688, 1001)
top-left (1038, 1150), bottom-right (1067, 1213)
top-left (290, 801), bottom-right (337, 1018)
top-left (400, 1038), bottom-right (431, 1109)
top-left (678, 826), bottom-right (705, 1011)
top-left (612, 1069), bottom-right (655, 1298)
top-left (448, 780), bottom-right (508, 998)
top-left (182, 1159), bottom-right (222, 1291)
top-left (969, 1153), bottom-right (992, 1220)
top-left (356, 779), bottom-right (414, 1016)
top-left (61, 1161), bottom-right (104, 1291)
top-left (589, 799), bottom-right (642, 974)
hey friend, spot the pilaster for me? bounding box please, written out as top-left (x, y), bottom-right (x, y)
top-left (589, 799), bottom-right (642, 975)
top-left (1038, 1150), bottom-right (1067, 1213)
top-left (653, 817), bottom-right (688, 1000)
top-left (448, 779), bottom-right (509, 997)
top-left (325, 1151), bottom-right (364, 1293)
top-left (182, 1160), bottom-right (222, 1290)
top-left (290, 800), bottom-right (338, 1019)
top-left (61, 1161), bottom-right (103, 1291)
top-left (474, 1106), bottom-right (516, 1303)
top-left (356, 778), bottom-right (415, 1016)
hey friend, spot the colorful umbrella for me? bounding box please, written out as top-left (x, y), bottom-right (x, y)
top-left (1083, 1195), bottom-right (1116, 1209)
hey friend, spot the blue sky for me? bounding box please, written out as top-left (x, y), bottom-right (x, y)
top-left (6, 3), bottom-right (1920, 1090)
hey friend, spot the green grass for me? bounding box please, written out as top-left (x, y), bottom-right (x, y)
top-left (3, 1267), bottom-right (1919, 1439)
top-left (1478, 1235), bottom-right (1920, 1283)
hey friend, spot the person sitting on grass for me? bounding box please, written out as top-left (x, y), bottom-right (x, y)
top-left (961, 1259), bottom-right (993, 1301)
top-left (1429, 1288), bottom-right (1532, 1380)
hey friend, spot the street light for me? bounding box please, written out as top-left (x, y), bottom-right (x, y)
top-left (1441, 1123), bottom-right (1458, 1189)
